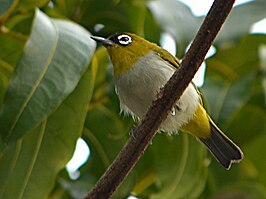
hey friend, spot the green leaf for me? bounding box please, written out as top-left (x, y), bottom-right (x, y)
top-left (149, 134), bottom-right (208, 199)
top-left (0, 11), bottom-right (32, 108)
top-left (143, 9), bottom-right (161, 43)
top-left (148, 0), bottom-right (201, 54)
top-left (0, 31), bottom-right (26, 69)
top-left (204, 35), bottom-right (266, 125)
top-left (18, 0), bottom-right (50, 12)
top-left (48, 0), bottom-right (149, 35)
top-left (202, 34), bottom-right (266, 197)
top-left (0, 9), bottom-right (96, 146)
top-left (244, 132), bottom-right (266, 186)
top-left (148, 0), bottom-right (266, 54)
top-left (0, 62), bottom-right (95, 199)
top-left (0, 32), bottom-right (26, 104)
top-left (0, 0), bottom-right (18, 22)
top-left (217, 0), bottom-right (266, 44)
top-left (84, 104), bottom-right (132, 175)
top-left (209, 181), bottom-right (266, 199)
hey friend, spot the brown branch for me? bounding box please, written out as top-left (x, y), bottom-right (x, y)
top-left (85, 0), bottom-right (235, 198)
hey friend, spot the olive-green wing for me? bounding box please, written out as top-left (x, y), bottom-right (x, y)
top-left (154, 48), bottom-right (180, 69)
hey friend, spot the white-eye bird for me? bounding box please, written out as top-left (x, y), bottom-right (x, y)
top-left (91, 32), bottom-right (243, 169)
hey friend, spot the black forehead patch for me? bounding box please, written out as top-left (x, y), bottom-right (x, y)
top-left (108, 33), bottom-right (120, 44)
top-left (108, 33), bottom-right (132, 46)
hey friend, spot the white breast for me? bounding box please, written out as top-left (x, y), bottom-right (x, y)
top-left (114, 51), bottom-right (200, 133)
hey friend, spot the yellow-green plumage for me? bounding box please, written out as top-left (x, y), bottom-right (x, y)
top-left (181, 104), bottom-right (211, 138)
top-left (106, 34), bottom-right (161, 75)
top-left (91, 32), bottom-right (243, 169)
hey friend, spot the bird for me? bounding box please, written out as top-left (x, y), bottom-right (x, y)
top-left (91, 32), bottom-right (243, 169)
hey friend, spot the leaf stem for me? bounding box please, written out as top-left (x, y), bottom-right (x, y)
top-left (18, 120), bottom-right (47, 199)
top-left (0, 26), bottom-right (28, 42)
top-left (83, 128), bottom-right (110, 168)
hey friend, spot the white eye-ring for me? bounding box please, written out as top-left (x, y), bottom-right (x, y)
top-left (117, 34), bottom-right (132, 46)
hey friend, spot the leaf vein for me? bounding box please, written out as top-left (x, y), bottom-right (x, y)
top-left (17, 120), bottom-right (47, 199)
top-left (6, 20), bottom-right (59, 143)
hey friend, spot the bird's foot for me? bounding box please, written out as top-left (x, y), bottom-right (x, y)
top-left (129, 127), bottom-right (136, 139)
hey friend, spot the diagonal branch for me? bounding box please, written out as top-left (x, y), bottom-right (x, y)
top-left (85, 0), bottom-right (236, 198)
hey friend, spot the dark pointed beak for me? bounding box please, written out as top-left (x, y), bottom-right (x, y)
top-left (91, 36), bottom-right (113, 47)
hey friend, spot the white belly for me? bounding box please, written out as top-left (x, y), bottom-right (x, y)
top-left (115, 51), bottom-right (200, 133)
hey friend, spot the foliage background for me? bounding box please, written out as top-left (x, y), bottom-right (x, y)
top-left (0, 0), bottom-right (266, 198)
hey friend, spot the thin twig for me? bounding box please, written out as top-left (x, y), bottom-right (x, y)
top-left (85, 0), bottom-right (236, 198)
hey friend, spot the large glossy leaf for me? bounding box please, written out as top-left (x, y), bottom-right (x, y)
top-left (0, 62), bottom-right (95, 199)
top-left (217, 0), bottom-right (266, 43)
top-left (149, 134), bottom-right (207, 199)
top-left (244, 132), bottom-right (266, 186)
top-left (148, 0), bottom-right (201, 55)
top-left (48, 0), bottom-right (149, 36)
top-left (204, 34), bottom-right (266, 128)
top-left (0, 9), bottom-right (96, 146)
top-left (84, 95), bottom-right (133, 179)
top-left (201, 34), bottom-right (266, 197)
top-left (84, 108), bottom-right (135, 198)
top-left (148, 0), bottom-right (266, 55)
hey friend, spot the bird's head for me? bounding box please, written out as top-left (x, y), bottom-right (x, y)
top-left (91, 32), bottom-right (159, 75)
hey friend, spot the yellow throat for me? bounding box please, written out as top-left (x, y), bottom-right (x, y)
top-left (105, 33), bottom-right (178, 76)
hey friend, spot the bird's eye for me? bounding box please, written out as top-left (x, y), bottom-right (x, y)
top-left (117, 34), bottom-right (132, 46)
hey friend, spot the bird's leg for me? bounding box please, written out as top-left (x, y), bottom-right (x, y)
top-left (129, 127), bottom-right (136, 139)
top-left (175, 102), bottom-right (182, 111)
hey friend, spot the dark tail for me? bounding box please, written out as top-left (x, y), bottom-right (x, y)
top-left (200, 120), bottom-right (243, 170)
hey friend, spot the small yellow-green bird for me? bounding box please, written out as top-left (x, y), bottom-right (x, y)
top-left (91, 32), bottom-right (243, 169)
